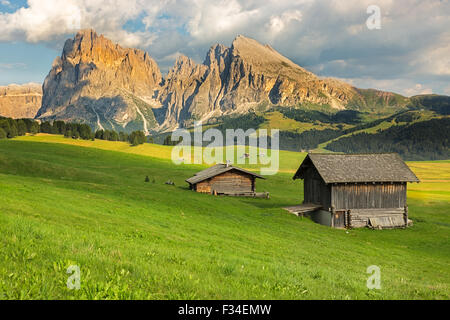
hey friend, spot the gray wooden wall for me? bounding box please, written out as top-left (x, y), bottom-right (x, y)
top-left (331, 183), bottom-right (406, 210)
top-left (303, 167), bottom-right (331, 208)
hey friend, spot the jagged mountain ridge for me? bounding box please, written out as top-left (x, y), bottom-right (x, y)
top-left (36, 29), bottom-right (407, 133)
top-left (0, 83), bottom-right (42, 119)
top-left (37, 29), bottom-right (161, 134)
top-left (157, 35), bottom-right (366, 130)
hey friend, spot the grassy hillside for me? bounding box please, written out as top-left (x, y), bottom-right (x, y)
top-left (199, 108), bottom-right (449, 159)
top-left (14, 134), bottom-right (307, 174)
top-left (0, 136), bottom-right (449, 299)
top-left (325, 118), bottom-right (450, 160)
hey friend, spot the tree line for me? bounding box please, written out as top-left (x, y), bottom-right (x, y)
top-left (0, 117), bottom-right (39, 139)
top-left (278, 129), bottom-right (343, 151)
top-left (0, 117), bottom-right (149, 146)
top-left (272, 107), bottom-right (364, 125)
top-left (326, 118), bottom-right (450, 160)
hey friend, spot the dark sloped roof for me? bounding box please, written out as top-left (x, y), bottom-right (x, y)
top-left (186, 163), bottom-right (265, 184)
top-left (293, 153), bottom-right (420, 183)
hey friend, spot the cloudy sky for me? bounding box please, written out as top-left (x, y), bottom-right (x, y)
top-left (0, 0), bottom-right (449, 96)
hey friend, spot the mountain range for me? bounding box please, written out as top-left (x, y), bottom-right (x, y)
top-left (0, 29), bottom-right (448, 139)
top-left (0, 29), bottom-right (417, 132)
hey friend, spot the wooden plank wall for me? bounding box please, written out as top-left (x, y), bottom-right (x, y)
top-left (210, 171), bottom-right (254, 194)
top-left (195, 180), bottom-right (212, 193)
top-left (349, 209), bottom-right (406, 228)
top-left (304, 167), bottom-right (331, 208)
top-left (331, 182), bottom-right (406, 210)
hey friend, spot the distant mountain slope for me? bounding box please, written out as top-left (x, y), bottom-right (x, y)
top-left (36, 29), bottom-right (419, 133)
top-left (200, 106), bottom-right (449, 160)
top-left (326, 117), bottom-right (450, 160)
top-left (0, 83), bottom-right (42, 119)
top-left (156, 35), bottom-right (411, 130)
top-left (407, 94), bottom-right (450, 115)
top-left (349, 88), bottom-right (410, 111)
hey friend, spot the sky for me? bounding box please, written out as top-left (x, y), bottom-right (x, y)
top-left (0, 0), bottom-right (449, 96)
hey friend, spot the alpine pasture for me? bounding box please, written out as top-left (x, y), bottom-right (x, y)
top-left (0, 135), bottom-right (448, 299)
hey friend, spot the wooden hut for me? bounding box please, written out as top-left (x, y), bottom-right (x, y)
top-left (288, 153), bottom-right (419, 229)
top-left (186, 163), bottom-right (267, 197)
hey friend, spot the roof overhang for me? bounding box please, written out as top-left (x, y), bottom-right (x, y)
top-left (292, 153), bottom-right (420, 184)
top-left (186, 165), bottom-right (266, 185)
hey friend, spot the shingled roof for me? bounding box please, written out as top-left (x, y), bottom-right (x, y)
top-left (293, 153), bottom-right (420, 183)
top-left (186, 163), bottom-right (265, 185)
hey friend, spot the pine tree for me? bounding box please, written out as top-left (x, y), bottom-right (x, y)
top-left (110, 131), bottom-right (119, 141)
top-left (95, 130), bottom-right (104, 139)
top-left (119, 132), bottom-right (128, 142)
top-left (131, 135), bottom-right (140, 146)
top-left (17, 120), bottom-right (27, 136)
top-left (0, 127), bottom-right (6, 139)
top-left (53, 121), bottom-right (66, 134)
top-left (79, 124), bottom-right (92, 140)
top-left (40, 121), bottom-right (52, 133)
top-left (51, 124), bottom-right (59, 134)
top-left (30, 122), bottom-right (39, 135)
top-left (7, 124), bottom-right (18, 138)
top-left (103, 130), bottom-right (111, 141)
top-left (64, 130), bottom-right (72, 138)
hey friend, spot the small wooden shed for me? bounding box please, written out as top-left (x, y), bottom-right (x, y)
top-left (186, 163), bottom-right (266, 197)
top-left (290, 153), bottom-right (420, 229)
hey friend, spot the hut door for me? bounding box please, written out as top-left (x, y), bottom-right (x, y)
top-left (334, 211), bottom-right (345, 228)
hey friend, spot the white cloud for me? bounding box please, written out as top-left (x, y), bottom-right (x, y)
top-left (267, 10), bottom-right (302, 35)
top-left (336, 77), bottom-right (435, 97)
top-left (159, 51), bottom-right (184, 62)
top-left (0, 0), bottom-right (83, 42)
top-left (185, 0), bottom-right (260, 41)
top-left (444, 86), bottom-right (450, 96)
top-left (410, 33), bottom-right (450, 77)
top-left (403, 84), bottom-right (433, 96)
top-left (0, 0), bottom-right (155, 45)
top-left (0, 62), bottom-right (26, 69)
top-left (0, 0), bottom-right (449, 95)
top-left (0, 0), bottom-right (11, 7)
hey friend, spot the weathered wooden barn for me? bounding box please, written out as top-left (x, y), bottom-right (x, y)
top-left (186, 163), bottom-right (267, 197)
top-left (288, 153), bottom-right (420, 229)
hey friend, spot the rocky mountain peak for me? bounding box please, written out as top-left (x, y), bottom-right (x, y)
top-left (37, 29), bottom-right (162, 132)
top-left (166, 55), bottom-right (208, 83)
top-left (230, 35), bottom-right (312, 76)
top-left (231, 34), bottom-right (274, 57)
top-left (31, 30), bottom-right (407, 134)
top-left (204, 44), bottom-right (228, 66)
top-left (171, 55), bottom-right (196, 73)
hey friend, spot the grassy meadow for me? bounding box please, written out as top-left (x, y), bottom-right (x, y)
top-left (0, 135), bottom-right (449, 299)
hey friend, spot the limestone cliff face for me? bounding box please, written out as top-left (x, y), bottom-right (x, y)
top-left (0, 83), bottom-right (42, 119)
top-left (156, 55), bottom-right (209, 130)
top-left (36, 30), bottom-right (405, 133)
top-left (37, 29), bottom-right (162, 133)
top-left (156, 35), bottom-right (360, 130)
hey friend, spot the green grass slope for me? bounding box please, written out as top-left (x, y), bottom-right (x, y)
top-left (0, 138), bottom-right (449, 299)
